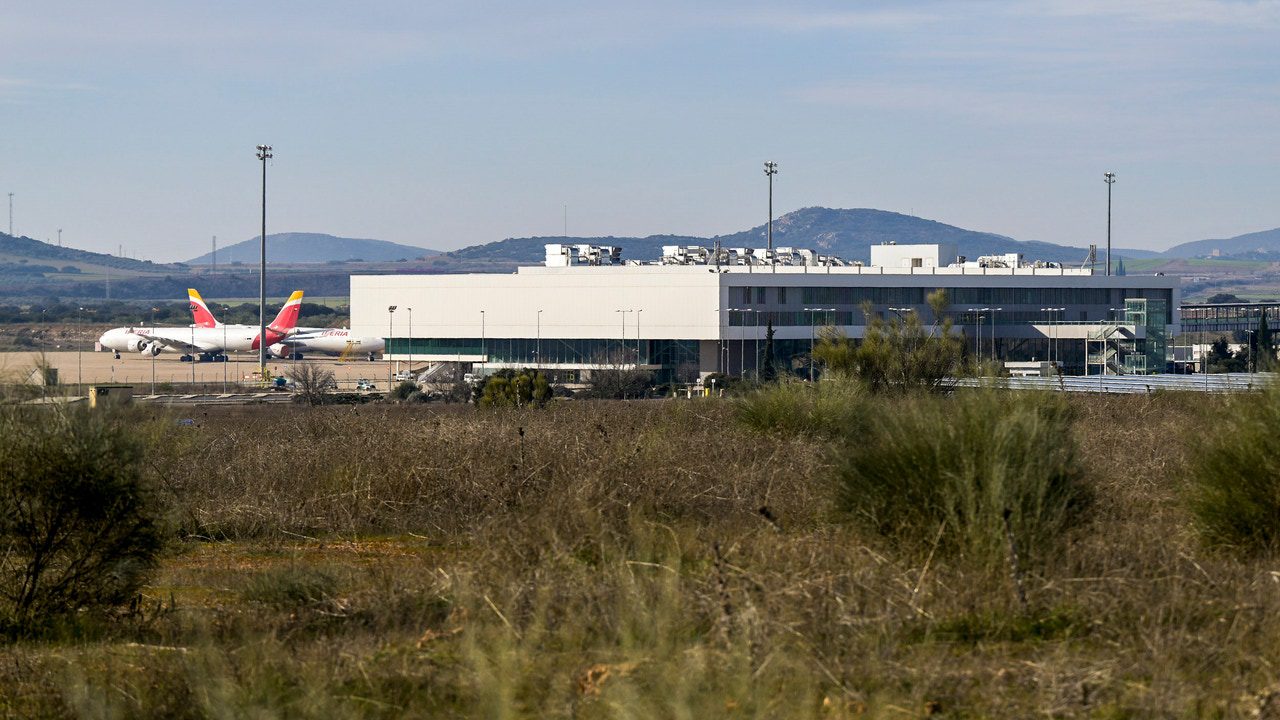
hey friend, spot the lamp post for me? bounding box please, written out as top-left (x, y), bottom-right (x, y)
top-left (407, 307), bottom-right (413, 380)
top-left (151, 306), bottom-right (158, 395)
top-left (480, 310), bottom-right (486, 377)
top-left (615, 309), bottom-right (633, 366)
top-left (256, 144), bottom-right (272, 378)
top-left (387, 305), bottom-right (397, 391)
top-left (1104, 172), bottom-right (1116, 276)
top-left (804, 307), bottom-right (836, 381)
top-left (191, 319), bottom-right (196, 387)
top-left (77, 306), bottom-right (84, 396)
top-left (968, 308), bottom-right (989, 365)
top-left (764, 161), bottom-right (778, 251)
top-left (990, 308), bottom-right (1003, 363)
top-left (536, 309), bottom-right (543, 367)
top-left (636, 309), bottom-right (643, 367)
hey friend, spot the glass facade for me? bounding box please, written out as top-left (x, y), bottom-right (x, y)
top-left (388, 337), bottom-right (699, 376)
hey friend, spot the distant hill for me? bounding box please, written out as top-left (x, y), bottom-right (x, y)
top-left (1162, 228), bottom-right (1280, 259)
top-left (0, 232), bottom-right (170, 274)
top-left (447, 208), bottom-right (1160, 266)
top-left (186, 233), bottom-right (442, 265)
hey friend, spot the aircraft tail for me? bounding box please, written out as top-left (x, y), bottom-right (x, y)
top-left (188, 288), bottom-right (220, 328)
top-left (267, 291), bottom-right (305, 332)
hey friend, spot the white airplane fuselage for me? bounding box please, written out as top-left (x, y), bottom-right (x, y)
top-left (269, 328), bottom-right (384, 358)
top-left (98, 324), bottom-right (290, 356)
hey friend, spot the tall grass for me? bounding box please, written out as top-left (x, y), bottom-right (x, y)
top-left (831, 390), bottom-right (1088, 565)
top-left (734, 374), bottom-right (869, 438)
top-left (1187, 388), bottom-right (1280, 556)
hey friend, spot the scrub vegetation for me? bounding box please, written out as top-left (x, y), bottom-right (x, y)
top-left (3, 390), bottom-right (1280, 717)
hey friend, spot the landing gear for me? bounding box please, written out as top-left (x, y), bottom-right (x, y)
top-left (179, 354), bottom-right (193, 363)
top-left (113, 352), bottom-right (121, 360)
top-left (290, 352), bottom-right (304, 360)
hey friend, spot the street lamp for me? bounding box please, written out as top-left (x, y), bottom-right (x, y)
top-left (764, 161), bottom-right (778, 251)
top-left (990, 308), bottom-right (1003, 363)
top-left (1104, 171), bottom-right (1116, 276)
top-left (636, 309), bottom-right (644, 366)
top-left (536, 309), bottom-right (543, 367)
top-left (77, 306), bottom-right (84, 396)
top-left (804, 307), bottom-right (836, 381)
top-left (967, 308), bottom-right (989, 363)
top-left (480, 310), bottom-right (486, 377)
top-left (256, 144), bottom-right (272, 378)
top-left (387, 305), bottom-right (397, 391)
top-left (615, 309), bottom-right (633, 366)
top-left (407, 307), bottom-right (413, 380)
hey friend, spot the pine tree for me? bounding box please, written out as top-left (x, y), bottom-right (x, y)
top-left (1257, 312), bottom-right (1274, 371)
top-left (760, 321), bottom-right (777, 381)
top-left (1115, 257), bottom-right (1127, 276)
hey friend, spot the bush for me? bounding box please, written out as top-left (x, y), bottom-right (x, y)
top-left (478, 369), bottom-right (552, 408)
top-left (814, 289), bottom-right (967, 392)
top-left (735, 375), bottom-right (869, 439)
top-left (0, 408), bottom-right (165, 634)
top-left (1187, 389), bottom-right (1280, 555)
top-left (387, 380), bottom-right (418, 401)
top-left (832, 390), bottom-right (1088, 564)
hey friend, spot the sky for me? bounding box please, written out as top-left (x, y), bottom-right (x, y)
top-left (1, 0), bottom-right (1278, 262)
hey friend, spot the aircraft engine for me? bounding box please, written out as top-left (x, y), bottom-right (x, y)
top-left (131, 338), bottom-right (150, 353)
top-left (269, 343), bottom-right (293, 359)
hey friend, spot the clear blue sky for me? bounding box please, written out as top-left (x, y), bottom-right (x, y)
top-left (2, 0), bottom-right (1277, 261)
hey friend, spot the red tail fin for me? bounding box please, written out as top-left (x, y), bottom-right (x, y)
top-left (188, 288), bottom-right (219, 328)
top-left (268, 290), bottom-right (305, 333)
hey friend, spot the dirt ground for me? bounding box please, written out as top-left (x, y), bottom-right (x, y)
top-left (0, 350), bottom-right (399, 391)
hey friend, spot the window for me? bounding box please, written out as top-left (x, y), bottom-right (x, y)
top-left (755, 287), bottom-right (766, 304)
top-left (777, 287), bottom-right (787, 304)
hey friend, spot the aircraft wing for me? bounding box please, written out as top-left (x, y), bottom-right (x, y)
top-left (135, 331), bottom-right (223, 354)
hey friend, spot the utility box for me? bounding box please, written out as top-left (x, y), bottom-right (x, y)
top-left (89, 384), bottom-right (133, 408)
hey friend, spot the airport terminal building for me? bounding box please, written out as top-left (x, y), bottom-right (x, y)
top-left (350, 243), bottom-right (1181, 380)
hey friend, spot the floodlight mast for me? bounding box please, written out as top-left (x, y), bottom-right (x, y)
top-left (256, 144), bottom-right (273, 378)
top-left (764, 162), bottom-right (779, 251)
top-left (1103, 172), bottom-right (1116, 277)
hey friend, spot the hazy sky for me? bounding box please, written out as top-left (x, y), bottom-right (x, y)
top-left (2, 0), bottom-right (1277, 261)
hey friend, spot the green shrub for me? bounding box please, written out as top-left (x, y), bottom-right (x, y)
top-left (735, 375), bottom-right (869, 438)
top-left (832, 390), bottom-right (1088, 563)
top-left (813, 289), bottom-right (967, 392)
top-left (0, 407), bottom-right (165, 634)
top-left (241, 567), bottom-right (338, 608)
top-left (1187, 389), bottom-right (1280, 555)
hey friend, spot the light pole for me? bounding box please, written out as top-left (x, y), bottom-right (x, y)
top-left (191, 319), bottom-right (196, 387)
top-left (1247, 329), bottom-right (1257, 378)
top-left (615, 309), bottom-right (633, 366)
top-left (151, 306), bottom-right (158, 395)
top-left (77, 306), bottom-right (84, 396)
top-left (7, 192), bottom-right (12, 235)
top-left (636, 309), bottom-right (643, 366)
top-left (407, 307), bottom-right (413, 379)
top-left (480, 310), bottom-right (486, 377)
top-left (1104, 171), bottom-right (1116, 277)
top-left (990, 307), bottom-right (1003, 363)
top-left (256, 144), bottom-right (272, 378)
top-left (764, 161), bottom-right (778, 251)
top-left (387, 305), bottom-right (397, 391)
top-left (968, 308), bottom-right (989, 365)
top-left (805, 307), bottom-right (836, 381)
top-left (536, 309), bottom-right (543, 368)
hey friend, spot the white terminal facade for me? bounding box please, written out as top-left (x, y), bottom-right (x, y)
top-left (350, 242), bottom-right (1181, 380)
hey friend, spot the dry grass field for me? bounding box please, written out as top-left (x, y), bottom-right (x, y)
top-left (2, 392), bottom-right (1280, 718)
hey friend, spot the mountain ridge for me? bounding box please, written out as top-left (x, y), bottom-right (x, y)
top-left (448, 207), bottom-right (1160, 265)
top-left (186, 233), bottom-right (442, 265)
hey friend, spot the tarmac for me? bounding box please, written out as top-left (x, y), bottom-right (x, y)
top-left (0, 350), bottom-right (402, 392)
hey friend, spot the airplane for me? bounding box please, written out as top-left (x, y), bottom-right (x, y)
top-left (98, 290), bottom-right (305, 362)
top-left (188, 288), bottom-right (384, 360)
